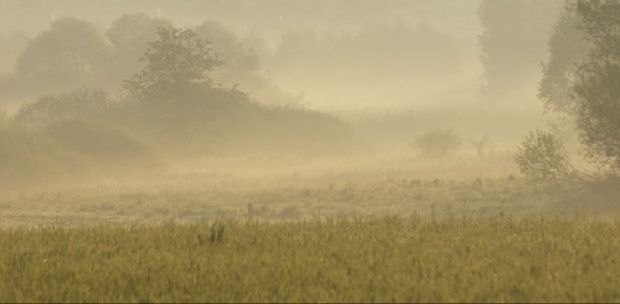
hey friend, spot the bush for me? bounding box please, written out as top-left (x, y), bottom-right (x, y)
top-left (13, 88), bottom-right (114, 129)
top-left (514, 129), bottom-right (570, 181)
top-left (44, 119), bottom-right (161, 175)
top-left (229, 104), bottom-right (351, 156)
top-left (412, 128), bottom-right (462, 158)
top-left (0, 123), bottom-right (97, 190)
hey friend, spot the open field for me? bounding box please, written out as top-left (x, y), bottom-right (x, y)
top-left (0, 151), bottom-right (605, 227)
top-left (2, 216), bottom-right (620, 302)
top-left (1, 153), bottom-right (619, 302)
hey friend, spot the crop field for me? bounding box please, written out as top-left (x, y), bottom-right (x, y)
top-left (1, 153), bottom-right (619, 302)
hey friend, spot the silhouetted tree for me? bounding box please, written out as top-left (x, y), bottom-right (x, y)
top-left (573, 0), bottom-right (620, 170)
top-left (123, 26), bottom-right (222, 100)
top-left (194, 20), bottom-right (260, 85)
top-left (14, 17), bottom-right (109, 90)
top-left (103, 13), bottom-right (172, 89)
top-left (478, 0), bottom-right (562, 101)
top-left (122, 26), bottom-right (232, 155)
top-left (539, 1), bottom-right (592, 116)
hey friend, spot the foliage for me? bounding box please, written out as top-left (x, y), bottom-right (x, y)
top-left (1, 216), bottom-right (620, 302)
top-left (119, 25), bottom-right (229, 155)
top-left (514, 130), bottom-right (570, 181)
top-left (412, 128), bottom-right (462, 158)
top-left (5, 17), bottom-right (109, 95)
top-left (103, 13), bottom-right (172, 89)
top-left (123, 26), bottom-right (222, 101)
top-left (227, 104), bottom-right (351, 156)
top-left (0, 30), bottom-right (29, 75)
top-left (539, 1), bottom-right (592, 115)
top-left (44, 119), bottom-right (160, 175)
top-left (572, 0), bottom-right (620, 171)
top-left (194, 20), bottom-right (260, 85)
top-left (13, 88), bottom-right (114, 129)
top-left (478, 0), bottom-right (563, 100)
top-left (0, 123), bottom-right (96, 189)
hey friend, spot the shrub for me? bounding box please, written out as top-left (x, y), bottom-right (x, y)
top-left (514, 129), bottom-right (570, 181)
top-left (0, 123), bottom-right (97, 189)
top-left (44, 119), bottom-right (161, 175)
top-left (412, 128), bottom-right (462, 158)
top-left (13, 88), bottom-right (113, 129)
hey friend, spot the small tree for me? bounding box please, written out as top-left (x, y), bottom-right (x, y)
top-left (122, 26), bottom-right (225, 155)
top-left (514, 129), bottom-right (570, 181)
top-left (123, 26), bottom-right (222, 101)
top-left (412, 128), bottom-right (462, 158)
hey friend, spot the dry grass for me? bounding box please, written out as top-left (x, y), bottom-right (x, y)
top-left (2, 216), bottom-right (620, 302)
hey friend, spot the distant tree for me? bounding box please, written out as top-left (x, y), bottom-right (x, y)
top-left (194, 20), bottom-right (260, 85)
top-left (12, 17), bottom-right (109, 91)
top-left (193, 20), bottom-right (307, 106)
top-left (103, 13), bottom-right (172, 89)
top-left (539, 1), bottom-right (592, 116)
top-left (0, 30), bottom-right (30, 74)
top-left (572, 0), bottom-right (620, 171)
top-left (123, 26), bottom-right (222, 100)
top-left (123, 26), bottom-right (230, 155)
top-left (478, 0), bottom-right (562, 101)
top-left (411, 128), bottom-right (462, 159)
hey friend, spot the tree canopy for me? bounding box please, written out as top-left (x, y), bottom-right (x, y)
top-left (539, 1), bottom-right (592, 115)
top-left (478, 0), bottom-right (562, 101)
top-left (573, 0), bottom-right (620, 170)
top-left (123, 26), bottom-right (222, 101)
top-left (14, 17), bottom-right (109, 87)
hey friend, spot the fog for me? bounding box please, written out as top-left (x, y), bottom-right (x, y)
top-left (4, 0), bottom-right (612, 224)
top-left (0, 0), bottom-right (549, 109)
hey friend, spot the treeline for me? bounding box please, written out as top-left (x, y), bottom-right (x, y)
top-left (515, 0), bottom-right (620, 181)
top-left (0, 13), bottom-right (301, 106)
top-left (0, 18), bottom-right (351, 190)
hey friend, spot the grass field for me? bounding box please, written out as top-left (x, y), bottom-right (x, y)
top-left (1, 152), bottom-right (619, 302)
top-left (0, 151), bottom-right (590, 226)
top-left (2, 216), bottom-right (620, 302)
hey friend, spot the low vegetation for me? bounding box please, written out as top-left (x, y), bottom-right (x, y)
top-left (411, 128), bottom-right (462, 159)
top-left (1, 216), bottom-right (619, 303)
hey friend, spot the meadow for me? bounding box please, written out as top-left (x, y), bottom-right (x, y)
top-left (0, 151), bottom-right (576, 227)
top-left (1, 152), bottom-right (619, 302)
top-left (2, 215), bottom-right (620, 302)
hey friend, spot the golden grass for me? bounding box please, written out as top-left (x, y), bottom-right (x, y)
top-left (1, 216), bottom-right (619, 302)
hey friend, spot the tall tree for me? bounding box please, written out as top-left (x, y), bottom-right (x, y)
top-left (539, 1), bottom-right (592, 115)
top-left (573, 0), bottom-right (620, 170)
top-left (478, 0), bottom-right (562, 101)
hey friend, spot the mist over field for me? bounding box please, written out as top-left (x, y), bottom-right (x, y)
top-left (1, 1), bottom-right (620, 301)
top-left (1, 0), bottom-right (617, 216)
